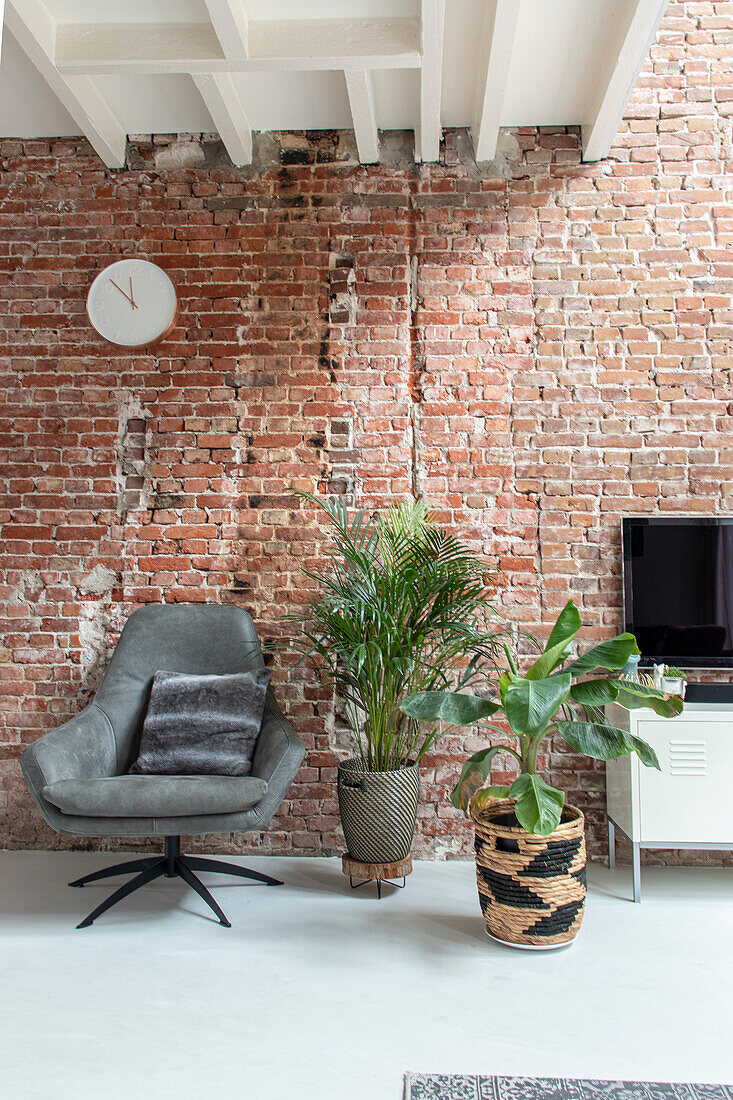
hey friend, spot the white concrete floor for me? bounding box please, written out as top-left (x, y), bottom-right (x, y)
top-left (0, 852), bottom-right (731, 1100)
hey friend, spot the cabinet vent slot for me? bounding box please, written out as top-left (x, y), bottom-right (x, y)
top-left (669, 739), bottom-right (707, 776)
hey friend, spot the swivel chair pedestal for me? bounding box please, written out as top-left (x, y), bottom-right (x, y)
top-left (70, 836), bottom-right (283, 928)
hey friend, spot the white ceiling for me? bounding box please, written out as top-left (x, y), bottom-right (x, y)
top-left (0, 0), bottom-right (669, 164)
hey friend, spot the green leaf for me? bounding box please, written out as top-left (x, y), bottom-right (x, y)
top-left (525, 600), bottom-right (582, 679)
top-left (555, 720), bottom-right (632, 760)
top-left (627, 734), bottom-right (661, 770)
top-left (503, 673), bottom-right (572, 736)
top-left (526, 638), bottom-right (574, 681)
top-left (510, 773), bottom-right (564, 835)
top-left (556, 720), bottom-right (662, 771)
top-left (570, 678), bottom-right (620, 707)
top-left (564, 633), bottom-right (639, 676)
top-left (450, 747), bottom-right (502, 811)
top-left (471, 785), bottom-right (512, 812)
top-left (545, 600), bottom-right (583, 651)
top-left (502, 643), bottom-right (519, 677)
top-left (400, 690), bottom-right (499, 725)
top-left (615, 679), bottom-right (684, 718)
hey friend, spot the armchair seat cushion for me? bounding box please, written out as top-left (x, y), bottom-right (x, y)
top-left (41, 774), bottom-right (268, 818)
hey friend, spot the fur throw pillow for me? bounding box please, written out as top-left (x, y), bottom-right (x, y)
top-left (130, 668), bottom-right (271, 777)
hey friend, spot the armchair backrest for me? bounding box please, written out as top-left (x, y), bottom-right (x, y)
top-left (94, 604), bottom-right (264, 773)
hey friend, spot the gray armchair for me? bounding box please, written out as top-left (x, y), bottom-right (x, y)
top-left (21, 604), bottom-right (305, 929)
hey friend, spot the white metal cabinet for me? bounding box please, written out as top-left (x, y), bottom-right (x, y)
top-left (605, 702), bottom-right (733, 900)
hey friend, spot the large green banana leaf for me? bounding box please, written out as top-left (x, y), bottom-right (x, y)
top-left (564, 634), bottom-right (639, 676)
top-left (503, 673), bottom-right (571, 736)
top-left (555, 720), bottom-right (660, 769)
top-left (509, 773), bottom-right (565, 835)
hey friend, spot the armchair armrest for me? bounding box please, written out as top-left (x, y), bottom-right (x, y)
top-left (21, 703), bottom-right (119, 801)
top-left (249, 692), bottom-right (305, 826)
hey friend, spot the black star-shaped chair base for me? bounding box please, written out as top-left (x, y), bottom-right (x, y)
top-left (69, 836), bottom-right (282, 928)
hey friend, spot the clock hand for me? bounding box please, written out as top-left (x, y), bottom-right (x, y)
top-left (129, 275), bottom-right (138, 311)
top-left (109, 277), bottom-right (136, 307)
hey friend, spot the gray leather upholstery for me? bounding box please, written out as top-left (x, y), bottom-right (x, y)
top-left (21, 605), bottom-right (305, 838)
top-left (42, 775), bottom-right (268, 818)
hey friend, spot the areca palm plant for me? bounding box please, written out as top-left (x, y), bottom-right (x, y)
top-left (400, 599), bottom-right (683, 834)
top-left (291, 492), bottom-right (503, 772)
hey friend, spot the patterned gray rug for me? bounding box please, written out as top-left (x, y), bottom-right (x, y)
top-left (405, 1078), bottom-right (733, 1100)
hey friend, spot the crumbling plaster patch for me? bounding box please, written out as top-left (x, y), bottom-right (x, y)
top-left (116, 392), bottom-right (151, 517)
top-left (78, 602), bottom-right (111, 692)
top-left (8, 570), bottom-right (45, 606)
top-left (79, 563), bottom-right (117, 596)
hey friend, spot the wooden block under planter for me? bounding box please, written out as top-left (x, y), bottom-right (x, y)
top-left (342, 853), bottom-right (412, 884)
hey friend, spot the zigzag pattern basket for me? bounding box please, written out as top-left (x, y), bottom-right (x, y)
top-left (337, 758), bottom-right (419, 864)
top-left (471, 797), bottom-right (587, 947)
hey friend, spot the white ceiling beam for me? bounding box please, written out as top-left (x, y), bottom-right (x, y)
top-left (0, 1), bottom-right (5, 64)
top-left (55, 22), bottom-right (224, 72)
top-left (203, 0), bottom-right (249, 61)
top-left (582, 0), bottom-right (669, 162)
top-left (344, 70), bottom-right (379, 164)
top-left (193, 72), bottom-right (251, 166)
top-left (415, 0), bottom-right (445, 163)
top-left (55, 18), bottom-right (421, 76)
top-left (251, 17), bottom-right (417, 68)
top-left (471, 0), bottom-right (520, 163)
top-left (5, 0), bottom-right (126, 168)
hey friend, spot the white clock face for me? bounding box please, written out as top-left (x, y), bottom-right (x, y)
top-left (86, 259), bottom-right (177, 348)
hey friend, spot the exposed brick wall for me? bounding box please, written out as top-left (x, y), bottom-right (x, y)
top-left (1, 0), bottom-right (731, 866)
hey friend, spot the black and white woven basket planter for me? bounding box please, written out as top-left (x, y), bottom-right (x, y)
top-left (337, 758), bottom-right (419, 864)
top-left (471, 796), bottom-right (587, 948)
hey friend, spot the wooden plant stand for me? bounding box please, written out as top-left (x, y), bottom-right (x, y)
top-left (341, 853), bottom-right (412, 899)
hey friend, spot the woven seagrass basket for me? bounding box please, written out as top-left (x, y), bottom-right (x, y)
top-left (337, 758), bottom-right (419, 864)
top-left (471, 796), bottom-right (587, 948)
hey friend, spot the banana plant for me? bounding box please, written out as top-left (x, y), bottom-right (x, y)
top-left (400, 600), bottom-right (684, 835)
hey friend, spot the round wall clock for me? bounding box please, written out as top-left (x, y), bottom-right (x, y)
top-left (86, 258), bottom-right (178, 349)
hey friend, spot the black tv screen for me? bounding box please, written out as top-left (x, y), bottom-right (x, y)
top-left (622, 517), bottom-right (733, 668)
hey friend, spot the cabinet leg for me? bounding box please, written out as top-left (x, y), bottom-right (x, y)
top-left (608, 818), bottom-right (615, 870)
top-left (632, 842), bottom-right (641, 903)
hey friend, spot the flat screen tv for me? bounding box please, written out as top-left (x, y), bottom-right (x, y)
top-left (622, 517), bottom-right (733, 668)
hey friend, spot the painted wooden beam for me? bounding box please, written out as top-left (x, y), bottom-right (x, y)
top-left (55, 22), bottom-right (224, 72)
top-left (471, 0), bottom-right (521, 163)
top-left (344, 70), bottom-right (379, 164)
top-left (55, 18), bottom-right (421, 75)
top-left (6, 0), bottom-right (127, 167)
top-left (193, 72), bottom-right (251, 166)
top-left (251, 17), bottom-right (418, 69)
top-left (203, 0), bottom-right (249, 61)
top-left (582, 0), bottom-right (669, 161)
top-left (415, 0), bottom-right (445, 163)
